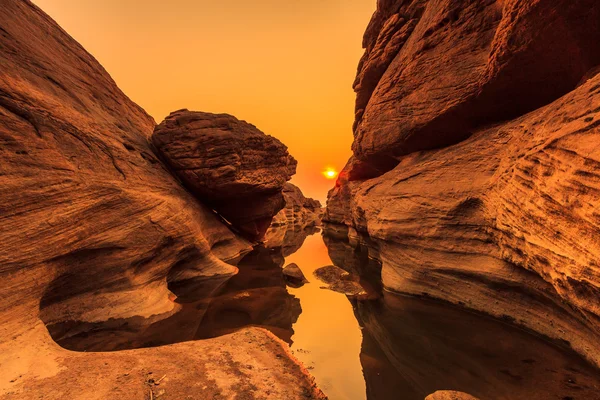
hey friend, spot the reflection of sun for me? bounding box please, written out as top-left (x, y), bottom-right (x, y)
top-left (322, 167), bottom-right (338, 180)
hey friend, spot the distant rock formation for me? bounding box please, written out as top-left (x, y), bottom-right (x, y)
top-left (152, 110), bottom-right (297, 241)
top-left (326, 0), bottom-right (600, 367)
top-left (263, 183), bottom-right (322, 258)
top-left (271, 183), bottom-right (323, 229)
top-left (0, 1), bottom-right (322, 398)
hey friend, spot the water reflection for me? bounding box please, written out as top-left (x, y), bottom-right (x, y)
top-left (46, 226), bottom-right (312, 351)
top-left (320, 224), bottom-right (600, 400)
top-left (284, 232), bottom-right (367, 400)
top-left (44, 222), bottom-right (600, 400)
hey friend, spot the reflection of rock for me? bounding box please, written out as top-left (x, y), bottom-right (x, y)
top-left (322, 229), bottom-right (600, 400)
top-left (264, 224), bottom-right (320, 258)
top-left (283, 263), bottom-right (309, 288)
top-left (313, 265), bottom-right (368, 298)
top-left (326, 0), bottom-right (600, 367)
top-left (272, 183), bottom-right (323, 228)
top-left (49, 246), bottom-right (302, 350)
top-left (152, 110), bottom-right (297, 241)
top-left (354, 291), bottom-right (600, 400)
top-left (360, 329), bottom-right (419, 400)
top-left (322, 225), bottom-right (382, 286)
top-left (425, 392), bottom-right (479, 400)
top-left (195, 246), bottom-right (302, 344)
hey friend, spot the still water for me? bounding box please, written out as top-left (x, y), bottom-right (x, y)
top-left (285, 233), bottom-right (366, 399)
top-left (45, 226), bottom-right (600, 400)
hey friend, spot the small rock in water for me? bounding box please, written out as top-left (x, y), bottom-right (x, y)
top-left (313, 265), bottom-right (371, 298)
top-left (283, 263), bottom-right (308, 288)
top-left (313, 265), bottom-right (351, 285)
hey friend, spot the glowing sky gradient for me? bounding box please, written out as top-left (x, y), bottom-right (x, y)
top-left (33, 0), bottom-right (375, 203)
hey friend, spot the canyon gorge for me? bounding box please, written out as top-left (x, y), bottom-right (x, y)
top-left (2, 0), bottom-right (600, 399)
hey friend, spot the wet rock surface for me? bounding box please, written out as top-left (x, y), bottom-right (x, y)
top-left (152, 110), bottom-right (297, 241)
top-left (327, 0), bottom-right (600, 367)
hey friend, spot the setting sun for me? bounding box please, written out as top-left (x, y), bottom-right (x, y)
top-left (322, 167), bottom-right (338, 180)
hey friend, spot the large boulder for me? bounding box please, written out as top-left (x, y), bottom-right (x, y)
top-left (152, 110), bottom-right (297, 240)
top-left (327, 0), bottom-right (600, 368)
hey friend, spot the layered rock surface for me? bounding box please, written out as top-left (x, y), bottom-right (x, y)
top-left (271, 183), bottom-right (323, 228)
top-left (0, 1), bottom-right (322, 398)
top-left (350, 0), bottom-right (600, 177)
top-left (152, 110), bottom-right (297, 240)
top-left (327, 0), bottom-right (600, 367)
top-left (323, 225), bottom-right (600, 399)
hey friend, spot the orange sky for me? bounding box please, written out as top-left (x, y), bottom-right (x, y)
top-left (33, 0), bottom-right (375, 203)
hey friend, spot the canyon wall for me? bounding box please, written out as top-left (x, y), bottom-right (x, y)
top-left (326, 0), bottom-right (600, 367)
top-left (0, 1), bottom-right (322, 398)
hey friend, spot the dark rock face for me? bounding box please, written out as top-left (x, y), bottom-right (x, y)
top-left (271, 183), bottom-right (323, 229)
top-left (152, 110), bottom-right (297, 240)
top-left (327, 0), bottom-right (600, 367)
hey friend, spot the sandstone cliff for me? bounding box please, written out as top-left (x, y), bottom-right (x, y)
top-left (327, 0), bottom-right (600, 367)
top-left (0, 1), bottom-right (322, 398)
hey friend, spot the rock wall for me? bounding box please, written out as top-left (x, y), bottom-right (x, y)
top-left (327, 0), bottom-right (600, 367)
top-left (0, 1), bottom-right (322, 398)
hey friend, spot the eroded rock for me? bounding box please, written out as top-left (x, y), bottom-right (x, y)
top-left (350, 0), bottom-right (600, 177)
top-left (0, 1), bottom-right (321, 398)
top-left (322, 226), bottom-right (600, 399)
top-left (271, 183), bottom-right (323, 228)
top-left (152, 110), bottom-right (297, 240)
top-left (327, 0), bottom-right (600, 368)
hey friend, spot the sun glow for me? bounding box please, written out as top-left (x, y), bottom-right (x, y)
top-left (322, 167), bottom-right (338, 180)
